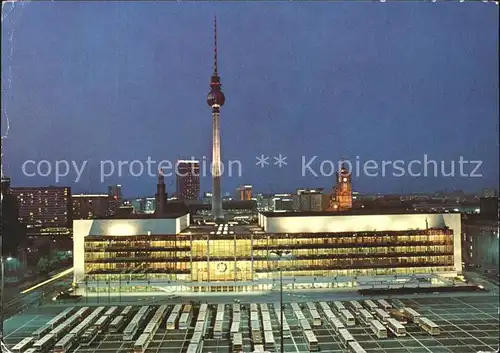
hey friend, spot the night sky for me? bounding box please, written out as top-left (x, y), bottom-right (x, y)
top-left (1, 2), bottom-right (498, 197)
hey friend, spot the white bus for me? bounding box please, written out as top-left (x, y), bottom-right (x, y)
top-left (191, 332), bottom-right (203, 345)
top-left (186, 343), bottom-right (201, 353)
top-left (290, 302), bottom-right (301, 312)
top-left (109, 315), bottom-right (125, 332)
top-left (261, 311), bottom-right (270, 322)
top-left (391, 299), bottom-right (405, 310)
top-left (310, 309), bottom-right (322, 327)
top-left (133, 333), bottom-right (151, 353)
top-left (262, 320), bottom-right (272, 332)
top-left (340, 309), bottom-right (356, 326)
top-left (252, 344), bottom-right (264, 352)
top-left (363, 300), bottom-right (378, 314)
top-left (32, 325), bottom-right (52, 339)
top-left (233, 303), bottom-right (241, 313)
top-left (233, 312), bottom-right (241, 323)
top-left (166, 310), bottom-right (181, 330)
top-left (374, 308), bottom-right (391, 323)
top-left (387, 318), bottom-right (407, 337)
top-left (299, 319), bottom-right (312, 331)
top-left (46, 308), bottom-right (74, 329)
top-left (250, 311), bottom-right (259, 322)
top-left (294, 310), bottom-right (306, 321)
top-left (194, 321), bottom-right (206, 336)
top-left (348, 341), bottom-right (367, 353)
top-left (418, 317), bottom-right (440, 335)
top-left (178, 312), bottom-right (192, 330)
top-left (24, 349), bottom-right (37, 353)
top-left (217, 303), bottom-right (225, 312)
top-left (369, 319), bottom-right (387, 339)
top-left (11, 337), bottom-right (34, 353)
top-left (264, 331), bottom-right (275, 351)
top-left (358, 309), bottom-right (374, 325)
top-left (348, 301), bottom-right (363, 314)
top-left (338, 328), bottom-right (355, 348)
top-left (260, 303), bottom-right (269, 312)
top-left (94, 315), bottom-right (110, 332)
top-left (376, 299), bottom-right (392, 310)
top-left (329, 316), bottom-right (345, 333)
top-left (250, 303), bottom-right (259, 313)
top-left (306, 302), bottom-right (316, 311)
top-left (319, 301), bottom-right (331, 312)
top-left (403, 307), bottom-right (421, 323)
top-left (213, 320), bottom-right (223, 339)
top-left (332, 301), bottom-right (346, 312)
top-left (81, 326), bottom-right (99, 346)
top-left (304, 330), bottom-right (319, 352)
top-left (121, 306), bottom-right (133, 317)
top-left (33, 334), bottom-right (56, 352)
top-left (104, 306), bottom-right (118, 317)
top-left (232, 332), bottom-right (243, 353)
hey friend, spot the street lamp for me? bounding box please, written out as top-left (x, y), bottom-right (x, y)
top-left (270, 250), bottom-right (293, 353)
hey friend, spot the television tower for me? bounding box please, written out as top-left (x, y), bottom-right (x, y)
top-left (207, 16), bottom-right (225, 220)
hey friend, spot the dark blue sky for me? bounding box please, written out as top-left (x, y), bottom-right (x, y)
top-left (1, 2), bottom-right (498, 197)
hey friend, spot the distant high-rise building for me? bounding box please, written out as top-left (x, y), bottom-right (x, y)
top-left (482, 188), bottom-right (498, 198)
top-left (72, 194), bottom-right (113, 219)
top-left (155, 173), bottom-right (168, 217)
top-left (236, 185), bottom-right (252, 201)
top-left (108, 184), bottom-right (122, 200)
top-left (296, 188), bottom-right (324, 211)
top-left (9, 186), bottom-right (72, 236)
top-left (327, 161), bottom-right (353, 211)
top-left (203, 192), bottom-right (213, 205)
top-left (176, 160), bottom-right (200, 200)
top-left (272, 194), bottom-right (294, 211)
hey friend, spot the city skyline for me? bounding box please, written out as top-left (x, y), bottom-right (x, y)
top-left (1, 2), bottom-right (498, 196)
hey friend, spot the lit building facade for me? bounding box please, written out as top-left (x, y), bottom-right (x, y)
top-left (272, 194), bottom-right (294, 211)
top-left (10, 186), bottom-right (72, 236)
top-left (327, 162), bottom-right (353, 211)
top-left (295, 188), bottom-right (324, 211)
top-left (176, 160), bottom-right (200, 200)
top-left (236, 185), bottom-right (252, 201)
top-left (73, 210), bottom-right (461, 294)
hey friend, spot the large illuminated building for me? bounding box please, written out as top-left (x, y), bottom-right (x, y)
top-left (327, 161), bottom-right (353, 211)
top-left (73, 209), bottom-right (462, 295)
top-left (9, 186), bottom-right (72, 236)
top-left (176, 160), bottom-right (200, 201)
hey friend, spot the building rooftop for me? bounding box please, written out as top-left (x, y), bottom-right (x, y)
top-left (260, 209), bottom-right (461, 217)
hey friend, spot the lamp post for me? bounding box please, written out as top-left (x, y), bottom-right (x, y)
top-left (270, 250), bottom-right (293, 353)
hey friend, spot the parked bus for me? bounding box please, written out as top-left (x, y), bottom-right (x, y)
top-left (418, 317), bottom-right (440, 335)
top-left (213, 320), bottom-right (223, 339)
top-left (363, 300), bottom-right (378, 314)
top-left (340, 309), bottom-right (356, 326)
top-left (391, 299), bottom-right (405, 310)
top-left (333, 301), bottom-right (346, 312)
top-left (358, 309), bottom-right (374, 325)
top-left (133, 333), bottom-right (151, 353)
top-left (121, 306), bottom-right (133, 317)
top-left (329, 316), bottom-right (345, 333)
top-left (338, 328), bottom-right (355, 348)
top-left (232, 332), bottom-right (243, 353)
top-left (217, 303), bottom-right (225, 312)
top-left (303, 330), bottom-right (319, 352)
top-left (262, 320), bottom-right (272, 332)
top-left (109, 315), bottom-right (125, 333)
top-left (260, 303), bottom-right (269, 312)
top-left (306, 302), bottom-right (316, 311)
top-left (81, 326), bottom-right (99, 346)
top-left (32, 325), bottom-right (52, 339)
top-left (233, 303), bottom-right (241, 313)
top-left (290, 302), bottom-right (301, 312)
top-left (299, 319), bottom-right (312, 331)
top-left (178, 312), bottom-right (192, 330)
top-left (11, 337), bottom-right (34, 353)
top-left (186, 343), bottom-right (201, 353)
top-left (319, 301), bottom-right (331, 312)
top-left (53, 334), bottom-right (75, 353)
top-left (94, 315), bottom-right (110, 332)
top-left (24, 349), bottom-right (37, 353)
top-left (191, 332), bottom-right (203, 345)
top-left (403, 307), bottom-right (421, 323)
top-left (46, 308), bottom-right (74, 329)
top-left (264, 331), bottom-right (275, 351)
top-left (348, 301), bottom-right (363, 314)
top-left (252, 344), bottom-right (264, 352)
top-left (376, 299), bottom-right (392, 310)
top-left (294, 310), bottom-right (306, 321)
top-left (387, 318), bottom-right (407, 337)
top-left (166, 308), bottom-right (181, 330)
top-left (374, 308), bottom-right (391, 323)
top-left (310, 309), bottom-right (322, 327)
top-left (348, 341), bottom-right (367, 353)
top-left (104, 306), bottom-right (118, 317)
top-left (32, 334), bottom-right (56, 352)
top-left (369, 319), bottom-right (387, 339)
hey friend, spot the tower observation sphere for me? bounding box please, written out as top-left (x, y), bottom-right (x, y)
top-left (207, 87), bottom-right (225, 107)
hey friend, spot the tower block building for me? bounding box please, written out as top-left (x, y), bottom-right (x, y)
top-left (207, 17), bottom-right (226, 220)
top-left (327, 161), bottom-right (353, 211)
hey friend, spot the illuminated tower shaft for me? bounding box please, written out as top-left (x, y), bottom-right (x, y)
top-left (207, 17), bottom-right (225, 220)
top-left (211, 108), bottom-right (222, 219)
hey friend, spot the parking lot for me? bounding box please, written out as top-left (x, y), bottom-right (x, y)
top-left (4, 294), bottom-right (499, 353)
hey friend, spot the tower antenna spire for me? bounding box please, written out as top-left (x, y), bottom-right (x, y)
top-left (214, 15), bottom-right (218, 75)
